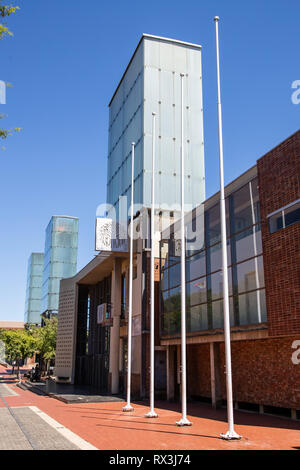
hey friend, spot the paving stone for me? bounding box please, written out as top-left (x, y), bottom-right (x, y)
top-left (0, 407), bottom-right (80, 450)
top-left (0, 408), bottom-right (32, 450)
top-left (0, 383), bottom-right (18, 397)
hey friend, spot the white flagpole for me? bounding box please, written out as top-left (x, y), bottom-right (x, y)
top-left (145, 112), bottom-right (158, 418)
top-left (214, 16), bottom-right (241, 440)
top-left (123, 142), bottom-right (135, 412)
top-left (176, 73), bottom-right (192, 427)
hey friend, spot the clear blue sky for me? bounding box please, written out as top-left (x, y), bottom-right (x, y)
top-left (0, 0), bottom-right (299, 321)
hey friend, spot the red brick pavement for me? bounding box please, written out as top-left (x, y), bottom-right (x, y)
top-left (0, 366), bottom-right (299, 450)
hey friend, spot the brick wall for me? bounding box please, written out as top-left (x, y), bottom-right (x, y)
top-left (222, 337), bottom-right (300, 409)
top-left (187, 337), bottom-right (300, 409)
top-left (258, 130), bottom-right (300, 336)
top-left (187, 344), bottom-right (211, 398)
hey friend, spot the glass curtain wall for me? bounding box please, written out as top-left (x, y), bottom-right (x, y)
top-left (160, 178), bottom-right (267, 336)
top-left (41, 216), bottom-right (79, 315)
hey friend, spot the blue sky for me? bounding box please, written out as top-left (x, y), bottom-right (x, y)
top-left (0, 0), bottom-right (299, 321)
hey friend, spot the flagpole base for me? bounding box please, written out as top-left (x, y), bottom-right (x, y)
top-left (123, 404), bottom-right (134, 412)
top-left (145, 411), bottom-right (159, 418)
top-left (220, 430), bottom-right (242, 441)
top-left (176, 417), bottom-right (192, 427)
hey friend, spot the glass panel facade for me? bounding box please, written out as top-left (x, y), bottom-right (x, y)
top-left (41, 216), bottom-right (79, 314)
top-left (24, 252), bottom-right (44, 325)
top-left (160, 178), bottom-right (266, 336)
top-left (107, 37), bottom-right (205, 220)
top-left (188, 304), bottom-right (208, 332)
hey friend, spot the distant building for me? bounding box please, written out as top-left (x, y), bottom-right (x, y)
top-left (24, 253), bottom-right (44, 325)
top-left (41, 216), bottom-right (79, 320)
top-left (0, 321), bottom-right (24, 330)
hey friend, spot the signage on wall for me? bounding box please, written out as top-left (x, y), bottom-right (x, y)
top-left (95, 218), bottom-right (128, 253)
top-left (97, 303), bottom-right (107, 324)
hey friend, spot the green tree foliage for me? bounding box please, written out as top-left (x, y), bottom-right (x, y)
top-left (0, 329), bottom-right (37, 377)
top-left (0, 2), bottom-right (20, 142)
top-left (31, 318), bottom-right (58, 373)
top-left (0, 2), bottom-right (19, 39)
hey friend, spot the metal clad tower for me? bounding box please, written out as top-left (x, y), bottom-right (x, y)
top-left (24, 252), bottom-right (44, 325)
top-left (106, 34), bottom-right (205, 216)
top-left (41, 216), bottom-right (79, 318)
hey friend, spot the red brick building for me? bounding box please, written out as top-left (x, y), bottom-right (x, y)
top-left (159, 130), bottom-right (300, 419)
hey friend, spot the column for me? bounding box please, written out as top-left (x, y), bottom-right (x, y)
top-left (110, 258), bottom-right (122, 394)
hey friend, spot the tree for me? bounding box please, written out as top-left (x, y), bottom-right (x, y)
top-left (32, 318), bottom-right (58, 375)
top-left (0, 1), bottom-right (20, 142)
top-left (0, 329), bottom-right (37, 378)
top-left (0, 2), bottom-right (19, 39)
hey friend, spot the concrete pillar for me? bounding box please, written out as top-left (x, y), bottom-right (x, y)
top-left (166, 346), bottom-right (175, 400)
top-left (109, 258), bottom-right (122, 394)
top-left (210, 342), bottom-right (222, 409)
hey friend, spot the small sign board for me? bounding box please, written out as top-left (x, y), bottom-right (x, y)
top-left (95, 218), bottom-right (128, 253)
top-left (97, 303), bottom-right (107, 324)
top-left (95, 218), bottom-right (112, 252)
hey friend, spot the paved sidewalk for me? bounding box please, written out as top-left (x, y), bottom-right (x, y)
top-left (0, 365), bottom-right (299, 450)
top-left (0, 368), bottom-right (97, 450)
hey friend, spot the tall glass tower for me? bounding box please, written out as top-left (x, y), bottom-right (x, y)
top-left (41, 216), bottom-right (79, 317)
top-left (106, 34), bottom-right (205, 217)
top-left (24, 252), bottom-right (44, 325)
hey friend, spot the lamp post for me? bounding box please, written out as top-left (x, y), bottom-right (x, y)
top-left (145, 113), bottom-right (159, 419)
top-left (123, 142), bottom-right (135, 413)
top-left (214, 16), bottom-right (241, 440)
top-left (176, 73), bottom-right (192, 427)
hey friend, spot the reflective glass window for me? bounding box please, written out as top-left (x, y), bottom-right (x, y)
top-left (186, 251), bottom-right (206, 282)
top-left (238, 289), bottom-right (267, 325)
top-left (162, 287), bottom-right (181, 313)
top-left (284, 201), bottom-right (300, 228)
top-left (188, 304), bottom-right (208, 332)
top-left (269, 212), bottom-right (284, 234)
top-left (187, 277), bottom-right (207, 306)
top-left (207, 242), bottom-right (231, 274)
top-left (205, 202), bottom-right (230, 247)
top-left (210, 268), bottom-right (232, 300)
top-left (231, 184), bottom-right (253, 234)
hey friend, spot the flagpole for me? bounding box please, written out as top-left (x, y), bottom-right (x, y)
top-left (176, 73), bottom-right (192, 427)
top-left (145, 113), bottom-right (159, 418)
top-left (214, 16), bottom-right (241, 440)
top-left (123, 142), bottom-right (135, 412)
